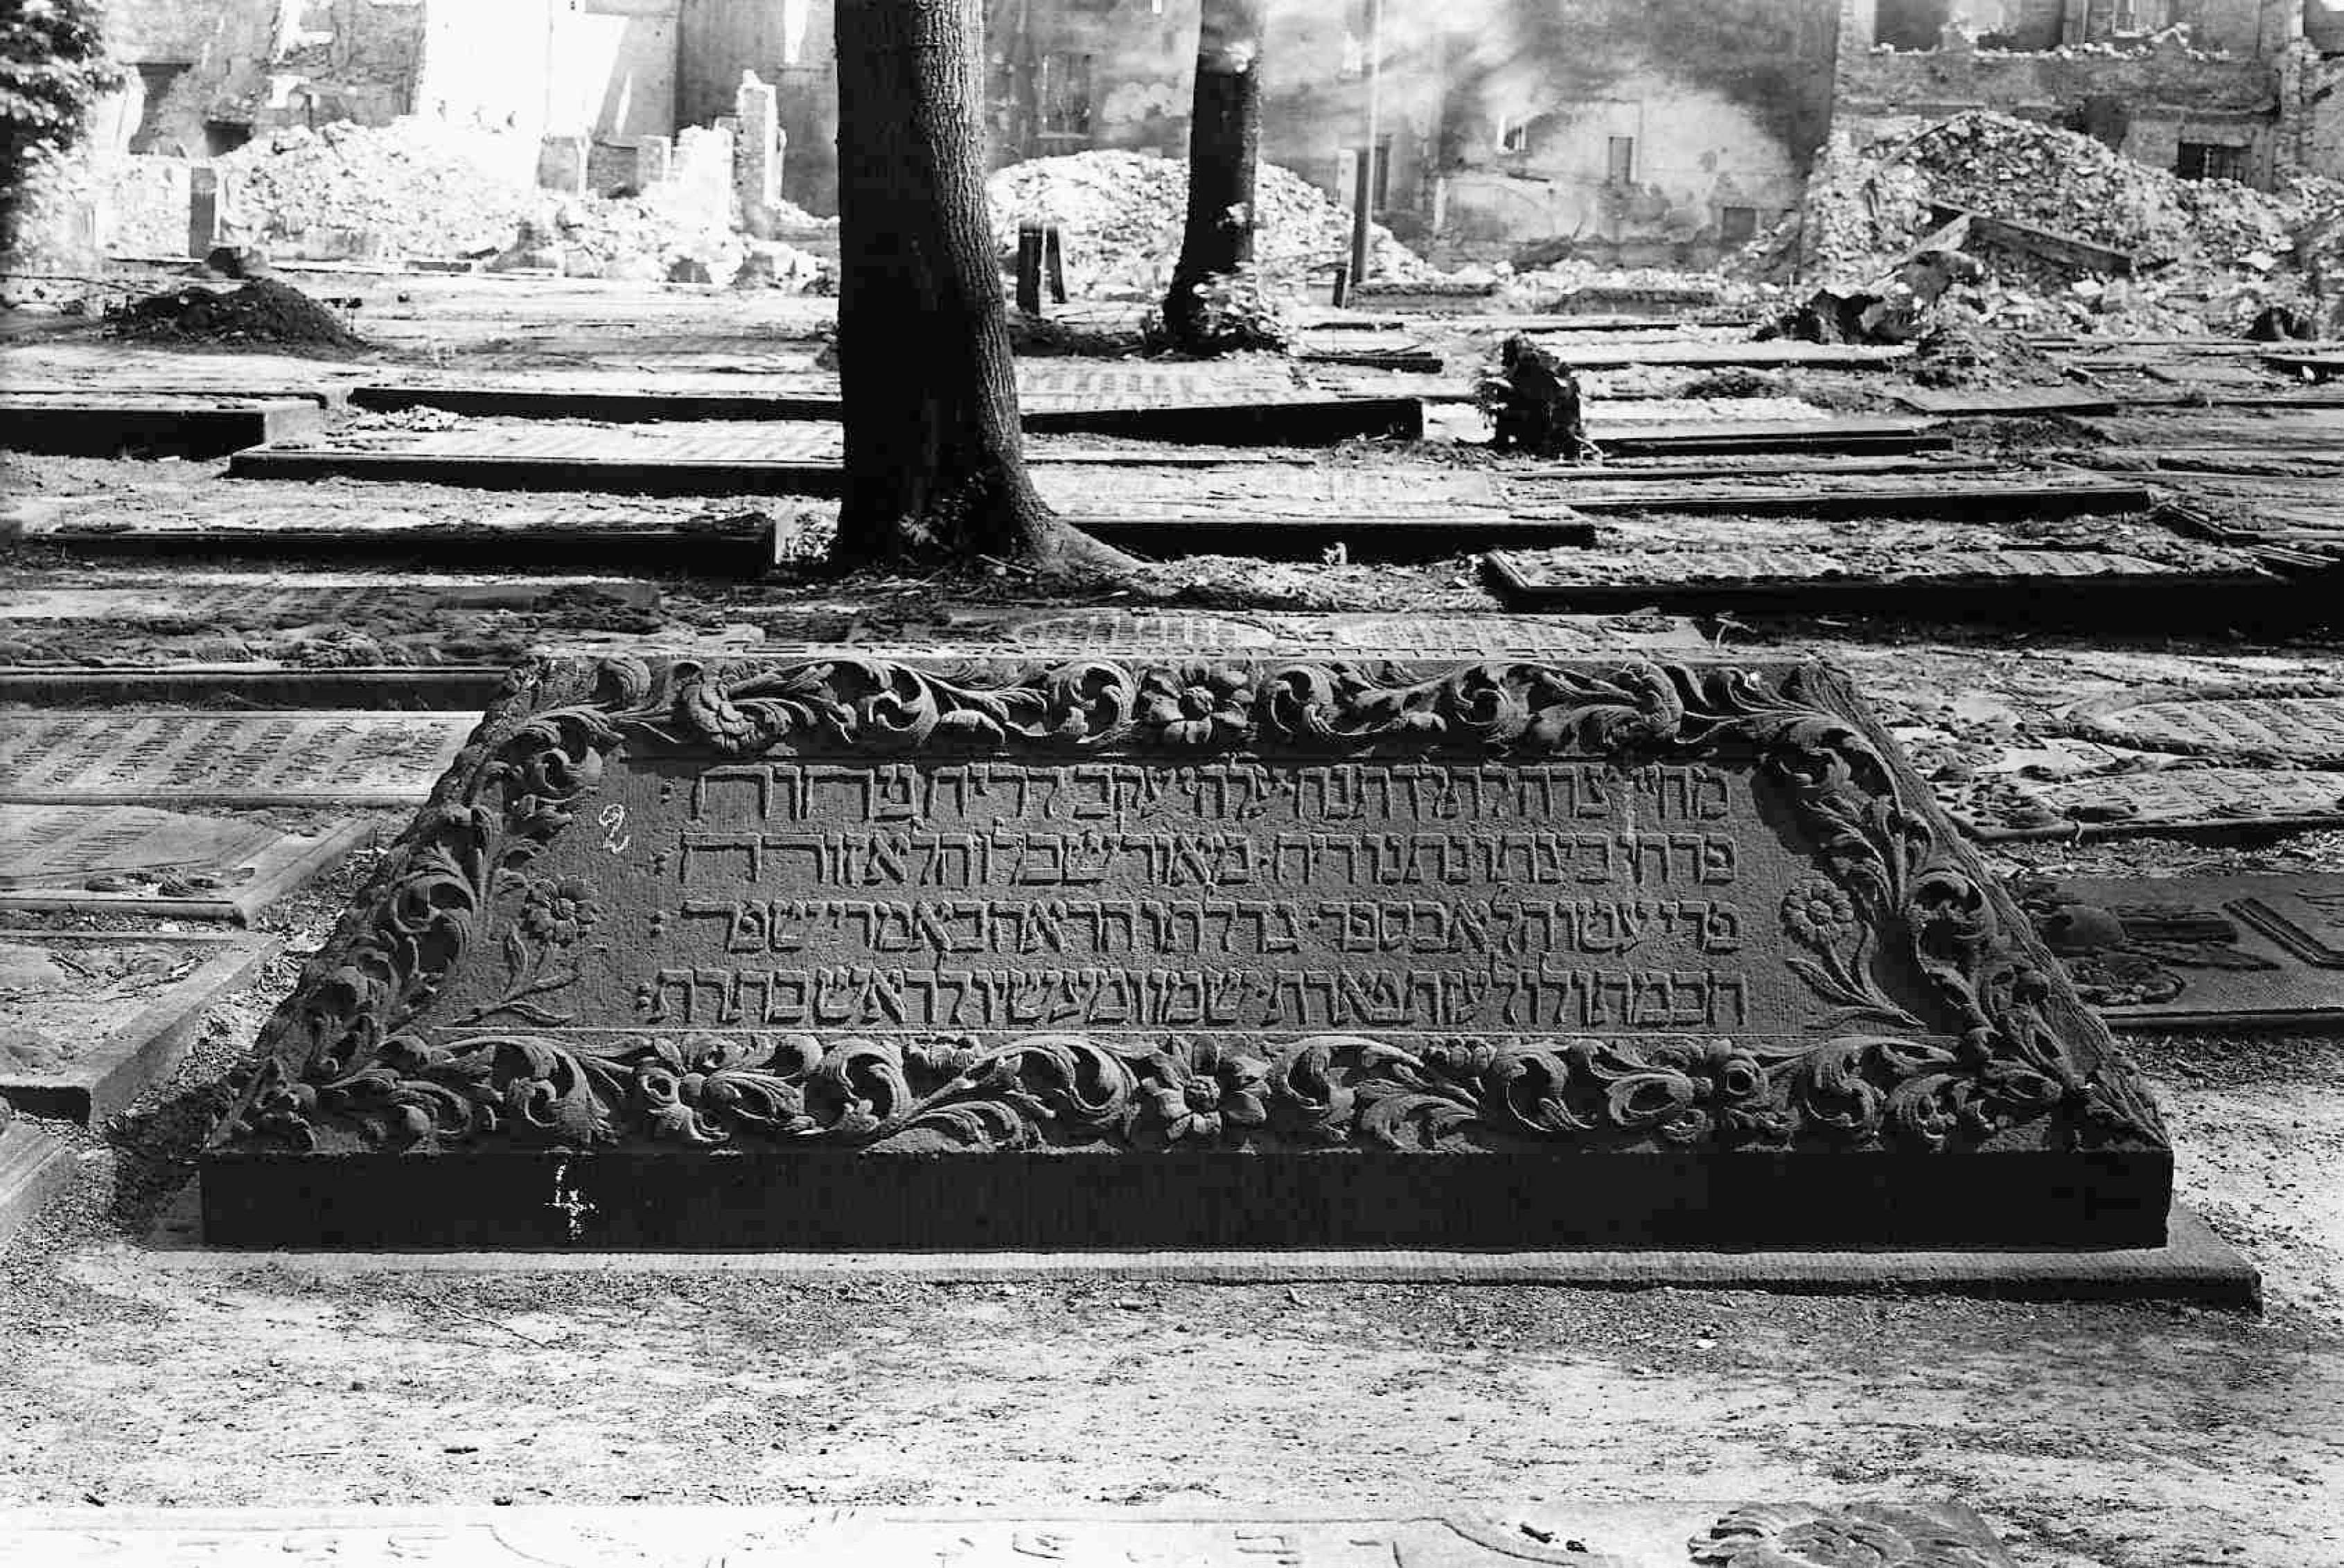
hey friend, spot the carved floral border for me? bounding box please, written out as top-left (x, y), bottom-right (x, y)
top-left (219, 655), bottom-right (2167, 1157)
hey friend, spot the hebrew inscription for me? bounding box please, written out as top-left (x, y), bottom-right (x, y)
top-left (2061, 682), bottom-right (2344, 766)
top-left (605, 757), bottom-right (1767, 1035)
top-left (0, 713), bottom-right (473, 805)
top-left (0, 806), bottom-right (276, 889)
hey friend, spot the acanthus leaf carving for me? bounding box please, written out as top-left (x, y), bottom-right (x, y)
top-left (218, 656), bottom-right (2168, 1159)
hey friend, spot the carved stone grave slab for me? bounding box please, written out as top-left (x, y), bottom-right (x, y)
top-left (0, 1501), bottom-right (2018, 1567)
top-left (0, 712), bottom-right (475, 806)
top-left (0, 806), bottom-right (373, 923)
top-left (1034, 466), bottom-right (1509, 518)
top-left (834, 608), bottom-right (1712, 659)
top-left (2059, 682), bottom-right (2344, 766)
top-left (0, 1111), bottom-right (76, 1253)
top-left (2, 931), bottom-right (276, 1122)
top-left (204, 649), bottom-right (2169, 1251)
top-left (0, 577), bottom-right (660, 624)
top-left (1488, 542), bottom-right (2277, 616)
top-left (1013, 361), bottom-right (1310, 409)
top-left (1956, 766), bottom-right (2344, 840)
top-left (2024, 872), bottom-right (2344, 1030)
top-left (0, 805), bottom-right (275, 888)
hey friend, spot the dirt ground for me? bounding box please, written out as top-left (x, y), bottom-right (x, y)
top-left (5, 278), bottom-right (2344, 1566)
top-left (2, 634), bottom-right (2341, 1568)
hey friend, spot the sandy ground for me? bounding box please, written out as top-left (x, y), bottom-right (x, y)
top-left (5, 283), bottom-right (2344, 1565)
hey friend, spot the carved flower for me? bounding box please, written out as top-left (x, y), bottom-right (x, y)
top-left (519, 875), bottom-right (601, 946)
top-left (1780, 877), bottom-right (1855, 949)
top-left (1138, 664), bottom-right (1255, 750)
top-left (1143, 1053), bottom-right (1270, 1143)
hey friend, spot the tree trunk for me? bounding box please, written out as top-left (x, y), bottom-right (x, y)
top-left (831, 0), bottom-right (1125, 572)
top-left (1161, 0), bottom-right (1264, 353)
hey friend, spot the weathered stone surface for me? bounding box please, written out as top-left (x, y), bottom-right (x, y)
top-left (0, 807), bottom-right (372, 923)
top-left (0, 806), bottom-right (275, 889)
top-left (1037, 466), bottom-right (1510, 518)
top-left (0, 1501), bottom-right (2020, 1565)
top-left (2060, 682), bottom-right (2344, 766)
top-left (1958, 766), bottom-right (2344, 840)
top-left (0, 578), bottom-right (659, 624)
top-left (0, 391), bottom-right (322, 457)
top-left (1491, 544), bottom-right (2241, 592)
top-left (0, 712), bottom-right (473, 806)
top-left (2, 933), bottom-right (276, 1122)
top-left (0, 1115), bottom-right (76, 1254)
top-left (2024, 873), bottom-right (2344, 1030)
top-left (204, 651), bottom-right (2167, 1251)
top-left (1014, 361), bottom-right (1311, 408)
top-left (840, 608), bottom-right (1711, 659)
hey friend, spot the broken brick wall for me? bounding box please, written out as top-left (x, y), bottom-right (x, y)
top-left (2285, 46), bottom-right (2344, 178)
top-left (999, 0), bottom-right (1839, 267)
top-left (1415, 0), bottom-right (1840, 266)
top-left (97, 0), bottom-right (434, 157)
top-left (1835, 23), bottom-right (2286, 188)
top-left (677, 0), bottom-right (834, 215)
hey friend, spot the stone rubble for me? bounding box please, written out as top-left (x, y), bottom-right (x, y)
top-left (209, 118), bottom-right (827, 288)
top-left (1750, 109), bottom-right (2344, 337)
top-left (984, 150), bottom-right (1436, 295)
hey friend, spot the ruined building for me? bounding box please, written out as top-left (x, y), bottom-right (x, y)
top-left (78, 0), bottom-right (2344, 267)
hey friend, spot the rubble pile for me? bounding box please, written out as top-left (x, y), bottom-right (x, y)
top-left (1904, 112), bottom-right (2295, 267)
top-left (106, 276), bottom-right (365, 350)
top-left (213, 120), bottom-right (544, 260)
top-left (210, 118), bottom-right (827, 288)
top-left (1766, 111), bottom-right (2344, 336)
top-left (985, 150), bottom-right (1435, 294)
top-left (495, 197), bottom-right (825, 288)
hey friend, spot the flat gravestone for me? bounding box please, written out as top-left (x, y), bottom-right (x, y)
top-left (1486, 543), bottom-right (2269, 610)
top-left (0, 712), bottom-right (474, 806)
top-left (0, 578), bottom-right (659, 624)
top-left (1014, 361), bottom-right (1307, 409)
top-left (2060, 682), bottom-right (2344, 766)
top-left (2024, 872), bottom-right (2344, 1030)
top-left (983, 608), bottom-right (1709, 658)
top-left (0, 804), bottom-right (275, 887)
top-left (204, 648), bottom-right (2169, 1251)
top-left (1, 931), bottom-right (276, 1122)
top-left (1958, 766), bottom-right (2344, 840)
top-left (0, 1501), bottom-right (2019, 1567)
top-left (396, 425), bottom-right (841, 462)
top-left (1036, 466), bottom-right (1508, 519)
top-left (0, 1111), bottom-right (76, 1252)
top-left (0, 805), bottom-right (373, 923)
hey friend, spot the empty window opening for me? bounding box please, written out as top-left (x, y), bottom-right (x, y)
top-left (1339, 141), bottom-right (1393, 211)
top-left (1605, 136), bottom-right (1636, 184)
top-left (1497, 116), bottom-right (1528, 154)
top-left (1874, 0), bottom-right (1950, 49)
top-left (1037, 52), bottom-right (1093, 141)
top-left (127, 63), bottom-right (191, 154)
top-left (2175, 141), bottom-right (2248, 182)
top-left (1719, 205), bottom-right (1759, 245)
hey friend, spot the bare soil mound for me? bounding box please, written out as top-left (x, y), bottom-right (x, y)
top-left (106, 277), bottom-right (365, 351)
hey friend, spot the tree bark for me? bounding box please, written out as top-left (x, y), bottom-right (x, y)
top-left (1161, 0), bottom-right (1264, 353)
top-left (831, 0), bottom-right (1125, 572)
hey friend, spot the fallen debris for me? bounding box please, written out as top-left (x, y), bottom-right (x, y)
top-left (1754, 109), bottom-right (2344, 337)
top-left (984, 150), bottom-right (1434, 294)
